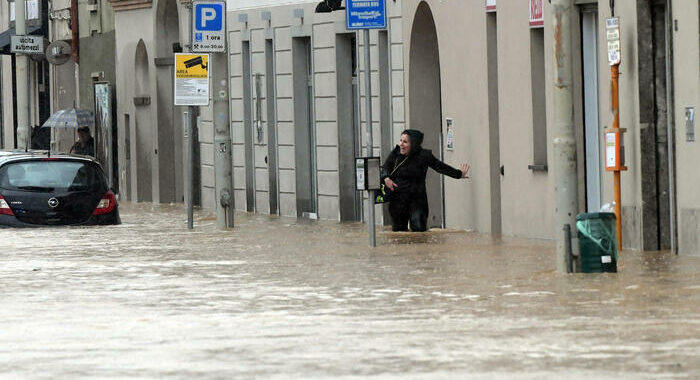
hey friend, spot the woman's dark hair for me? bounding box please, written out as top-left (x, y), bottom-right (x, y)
top-left (401, 129), bottom-right (424, 152)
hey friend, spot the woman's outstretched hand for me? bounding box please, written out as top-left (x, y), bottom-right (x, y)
top-left (460, 163), bottom-right (471, 179)
top-left (384, 177), bottom-right (398, 191)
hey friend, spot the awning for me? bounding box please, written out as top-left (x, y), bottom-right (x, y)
top-left (0, 25), bottom-right (42, 55)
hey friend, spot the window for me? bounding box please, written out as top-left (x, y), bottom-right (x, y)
top-left (529, 27), bottom-right (548, 171)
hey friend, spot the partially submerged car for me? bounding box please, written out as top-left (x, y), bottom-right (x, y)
top-left (0, 151), bottom-right (120, 227)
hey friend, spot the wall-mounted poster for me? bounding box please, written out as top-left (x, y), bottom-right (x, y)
top-left (446, 118), bottom-right (455, 150)
top-left (530, 0), bottom-right (544, 27)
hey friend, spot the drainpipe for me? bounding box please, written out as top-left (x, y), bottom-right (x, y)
top-left (71, 0), bottom-right (79, 107)
top-left (664, 0), bottom-right (677, 253)
top-left (552, 0), bottom-right (579, 273)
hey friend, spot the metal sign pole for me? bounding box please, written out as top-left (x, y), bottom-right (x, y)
top-left (605, 16), bottom-right (626, 251)
top-left (363, 29), bottom-right (376, 247)
top-left (184, 109), bottom-right (194, 229)
top-left (347, 0), bottom-right (385, 247)
top-left (189, 0), bottom-right (233, 229)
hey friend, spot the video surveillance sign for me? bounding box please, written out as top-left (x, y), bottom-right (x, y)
top-left (192, 0), bottom-right (226, 53)
top-left (175, 54), bottom-right (210, 106)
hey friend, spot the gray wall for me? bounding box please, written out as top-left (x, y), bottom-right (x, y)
top-left (228, 2), bottom-right (405, 221)
top-left (670, 0), bottom-right (700, 255)
top-left (113, 0), bottom-right (194, 204)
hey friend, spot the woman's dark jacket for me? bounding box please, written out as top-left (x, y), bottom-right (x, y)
top-left (380, 133), bottom-right (462, 203)
top-left (71, 137), bottom-right (95, 157)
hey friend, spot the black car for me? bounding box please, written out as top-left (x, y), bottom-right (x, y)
top-left (0, 151), bottom-right (120, 227)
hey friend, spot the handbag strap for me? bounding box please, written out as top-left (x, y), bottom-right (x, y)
top-left (391, 156), bottom-right (408, 176)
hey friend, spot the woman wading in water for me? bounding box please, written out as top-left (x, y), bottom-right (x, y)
top-left (381, 129), bottom-right (470, 232)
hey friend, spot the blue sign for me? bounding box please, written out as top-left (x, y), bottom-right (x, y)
top-left (191, 0), bottom-right (226, 53)
top-left (195, 3), bottom-right (223, 31)
top-left (346, 0), bottom-right (387, 30)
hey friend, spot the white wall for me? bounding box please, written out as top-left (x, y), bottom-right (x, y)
top-left (227, 0), bottom-right (317, 11)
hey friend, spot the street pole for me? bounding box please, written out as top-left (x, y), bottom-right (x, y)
top-left (213, 52), bottom-right (234, 229)
top-left (363, 29), bottom-right (376, 247)
top-left (185, 4), bottom-right (195, 230)
top-left (184, 109), bottom-right (195, 230)
top-left (189, 0), bottom-right (231, 229)
top-left (15, 0), bottom-right (30, 150)
top-left (552, 0), bottom-right (578, 273)
top-left (611, 64), bottom-right (622, 250)
top-left (604, 16), bottom-right (626, 252)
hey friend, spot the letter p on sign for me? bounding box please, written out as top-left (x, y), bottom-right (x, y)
top-left (196, 3), bottom-right (223, 31)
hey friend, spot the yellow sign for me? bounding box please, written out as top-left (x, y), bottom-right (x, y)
top-left (174, 53), bottom-right (210, 106)
top-left (176, 54), bottom-right (209, 79)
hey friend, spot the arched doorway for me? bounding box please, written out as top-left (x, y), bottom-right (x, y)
top-left (409, 2), bottom-right (444, 228)
top-left (134, 39), bottom-right (152, 202)
top-left (155, 0), bottom-right (182, 203)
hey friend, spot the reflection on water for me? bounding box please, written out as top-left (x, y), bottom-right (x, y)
top-left (0, 202), bottom-right (698, 379)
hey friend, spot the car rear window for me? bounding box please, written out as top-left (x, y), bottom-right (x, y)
top-left (0, 160), bottom-right (105, 192)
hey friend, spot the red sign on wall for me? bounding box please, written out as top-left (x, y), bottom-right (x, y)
top-left (530, 0), bottom-right (544, 27)
top-left (486, 0), bottom-right (496, 12)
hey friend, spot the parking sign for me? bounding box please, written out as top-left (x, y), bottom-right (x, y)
top-left (192, 0), bottom-right (226, 53)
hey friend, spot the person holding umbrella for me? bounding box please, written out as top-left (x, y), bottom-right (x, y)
top-left (41, 108), bottom-right (96, 156)
top-left (70, 126), bottom-right (95, 157)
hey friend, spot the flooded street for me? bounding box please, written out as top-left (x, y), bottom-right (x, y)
top-left (1, 203), bottom-right (699, 379)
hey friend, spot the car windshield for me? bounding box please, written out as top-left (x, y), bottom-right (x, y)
top-left (0, 160), bottom-right (104, 192)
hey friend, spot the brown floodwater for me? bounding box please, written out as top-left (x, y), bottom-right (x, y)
top-left (1, 202), bottom-right (698, 379)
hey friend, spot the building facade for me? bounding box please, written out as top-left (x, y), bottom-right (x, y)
top-left (106, 0), bottom-right (697, 255)
top-left (1, 0), bottom-right (117, 186)
top-left (401, 0), bottom-right (698, 254)
top-left (51, 0), bottom-right (118, 185)
top-left (1, 0), bottom-right (50, 149)
top-left (227, 1), bottom-right (405, 221)
top-left (110, 0), bottom-right (190, 204)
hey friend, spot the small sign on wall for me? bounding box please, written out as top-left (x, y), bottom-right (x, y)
top-left (446, 118), bottom-right (455, 150)
top-left (686, 107), bottom-right (695, 142)
top-left (486, 0), bottom-right (496, 12)
top-left (530, 0), bottom-right (544, 28)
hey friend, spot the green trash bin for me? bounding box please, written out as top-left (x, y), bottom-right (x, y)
top-left (576, 212), bottom-right (618, 273)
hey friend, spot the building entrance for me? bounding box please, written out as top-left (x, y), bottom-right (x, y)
top-left (409, 3), bottom-right (444, 229)
top-left (638, 0), bottom-right (675, 251)
top-left (336, 33), bottom-right (361, 222)
top-left (293, 37), bottom-right (317, 219)
top-left (581, 6), bottom-right (603, 212)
